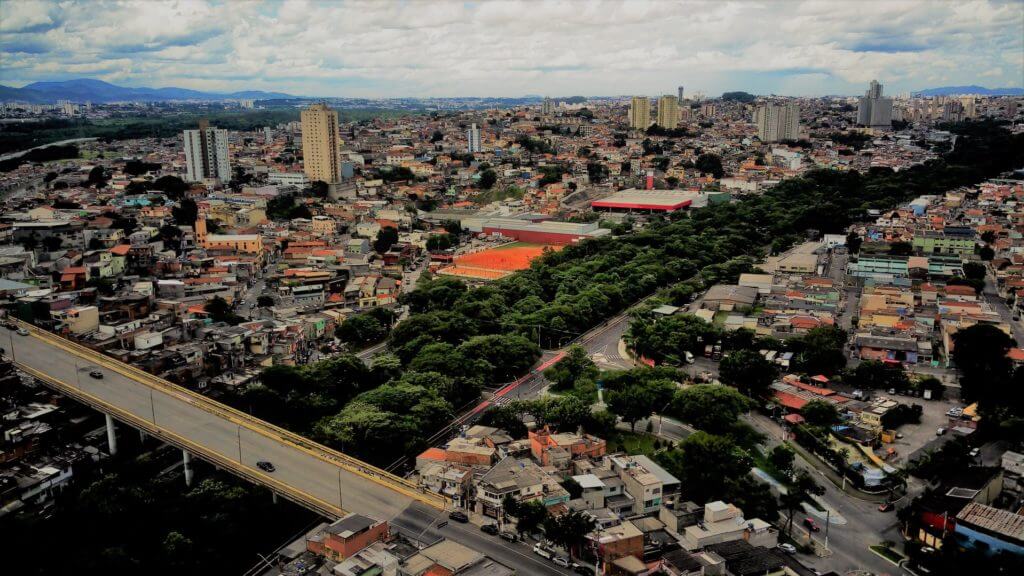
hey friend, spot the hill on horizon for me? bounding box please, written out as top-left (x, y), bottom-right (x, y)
top-left (913, 85), bottom-right (1024, 97)
top-left (0, 78), bottom-right (295, 103)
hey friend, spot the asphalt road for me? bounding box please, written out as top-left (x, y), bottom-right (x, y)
top-left (392, 502), bottom-right (575, 576)
top-left (0, 325), bottom-right (423, 523)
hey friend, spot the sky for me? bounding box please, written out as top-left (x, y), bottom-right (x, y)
top-left (1, 0), bottom-right (1022, 98)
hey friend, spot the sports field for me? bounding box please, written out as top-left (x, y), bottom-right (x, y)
top-left (437, 242), bottom-right (561, 281)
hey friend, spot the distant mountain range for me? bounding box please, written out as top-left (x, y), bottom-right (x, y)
top-left (913, 85), bottom-right (1024, 97)
top-left (0, 79), bottom-right (295, 103)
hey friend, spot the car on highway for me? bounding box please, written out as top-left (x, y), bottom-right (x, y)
top-left (16, 328), bottom-right (29, 336)
top-left (803, 517), bottom-right (820, 532)
top-left (448, 510), bottom-right (469, 523)
top-left (778, 543), bottom-right (797, 554)
top-left (256, 461), bottom-right (276, 473)
top-left (499, 531), bottom-right (518, 543)
top-left (553, 556), bottom-right (570, 568)
top-left (89, 370), bottom-right (104, 379)
top-left (480, 523), bottom-right (499, 535)
top-left (878, 501), bottom-right (895, 512)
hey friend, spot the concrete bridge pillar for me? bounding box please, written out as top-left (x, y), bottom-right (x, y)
top-left (183, 450), bottom-right (194, 487)
top-left (104, 414), bottom-right (117, 455)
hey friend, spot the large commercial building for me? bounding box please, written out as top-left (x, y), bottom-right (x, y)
top-left (755, 103), bottom-right (800, 142)
top-left (856, 80), bottom-right (893, 128)
top-left (629, 96), bottom-right (651, 130)
top-left (592, 189), bottom-right (696, 213)
top-left (657, 95), bottom-right (680, 129)
top-left (466, 123), bottom-right (481, 153)
top-left (183, 120), bottom-right (231, 183)
top-left (301, 103), bottom-right (341, 183)
top-left (475, 218), bottom-right (610, 245)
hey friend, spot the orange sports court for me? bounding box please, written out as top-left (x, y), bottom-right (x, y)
top-left (437, 242), bottom-right (562, 281)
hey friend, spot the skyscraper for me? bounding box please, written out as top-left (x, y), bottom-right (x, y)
top-left (542, 97), bottom-right (555, 115)
top-left (656, 95), bottom-right (680, 129)
top-left (755, 103), bottom-right (800, 142)
top-left (301, 103), bottom-right (341, 183)
top-left (466, 123), bottom-right (481, 153)
top-left (856, 80), bottom-right (893, 128)
top-left (183, 120), bottom-right (231, 183)
top-left (629, 96), bottom-right (651, 130)
top-left (678, 85), bottom-right (685, 101)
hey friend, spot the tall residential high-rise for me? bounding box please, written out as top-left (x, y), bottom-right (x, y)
top-left (466, 123), bottom-right (481, 153)
top-left (678, 85), bottom-right (685, 101)
top-left (183, 119), bottom-right (231, 183)
top-left (959, 96), bottom-right (977, 119)
top-left (656, 95), bottom-right (680, 129)
top-left (755, 103), bottom-right (800, 142)
top-left (856, 80), bottom-right (893, 128)
top-left (629, 96), bottom-right (651, 130)
top-left (301, 103), bottom-right (341, 183)
top-left (542, 97), bottom-right (555, 115)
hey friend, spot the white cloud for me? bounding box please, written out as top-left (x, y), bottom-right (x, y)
top-left (0, 0), bottom-right (1021, 96)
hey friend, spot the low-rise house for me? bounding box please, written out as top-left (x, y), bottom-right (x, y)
top-left (680, 501), bottom-right (778, 551)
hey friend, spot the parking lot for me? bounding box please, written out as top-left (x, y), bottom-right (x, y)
top-left (888, 393), bottom-right (964, 467)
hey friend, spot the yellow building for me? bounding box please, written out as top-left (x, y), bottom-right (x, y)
top-left (629, 96), bottom-right (651, 130)
top-left (657, 95), bottom-right (679, 129)
top-left (301, 103), bottom-right (341, 184)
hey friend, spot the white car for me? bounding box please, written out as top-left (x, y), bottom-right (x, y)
top-left (969, 447), bottom-right (981, 457)
top-left (778, 543), bottom-right (797, 554)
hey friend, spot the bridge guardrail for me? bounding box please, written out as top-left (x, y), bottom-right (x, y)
top-left (11, 320), bottom-right (447, 511)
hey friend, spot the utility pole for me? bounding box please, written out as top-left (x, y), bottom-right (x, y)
top-left (824, 509), bottom-right (830, 551)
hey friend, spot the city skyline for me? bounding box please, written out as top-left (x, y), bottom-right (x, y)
top-left (2, 0), bottom-right (1022, 98)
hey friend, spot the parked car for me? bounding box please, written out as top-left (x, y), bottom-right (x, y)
top-left (684, 351), bottom-right (695, 364)
top-left (256, 461), bottom-right (276, 473)
top-left (533, 544), bottom-right (553, 560)
top-left (553, 557), bottom-right (570, 568)
top-left (887, 388), bottom-right (897, 395)
top-left (89, 370), bottom-right (104, 379)
top-left (778, 543), bottom-right (797, 554)
top-left (936, 427), bottom-right (947, 436)
top-left (480, 523), bottom-right (499, 535)
top-left (499, 531), bottom-right (518, 543)
top-left (803, 517), bottom-right (820, 532)
top-left (572, 564), bottom-right (595, 576)
top-left (16, 328), bottom-right (29, 336)
top-left (448, 511), bottom-right (469, 523)
top-left (969, 447), bottom-right (981, 457)
top-left (878, 501), bottom-right (895, 512)
top-left (852, 389), bottom-right (865, 400)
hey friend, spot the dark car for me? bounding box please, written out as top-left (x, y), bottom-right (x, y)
top-left (448, 510), bottom-right (469, 523)
top-left (803, 517), bottom-right (820, 532)
top-left (256, 461), bottom-right (276, 473)
top-left (480, 523), bottom-right (499, 535)
top-left (89, 370), bottom-right (104, 379)
top-left (500, 531), bottom-right (518, 543)
top-left (572, 564), bottom-right (595, 576)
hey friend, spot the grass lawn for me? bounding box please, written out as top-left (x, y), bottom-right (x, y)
top-left (607, 430), bottom-right (660, 456)
top-left (869, 544), bottom-right (905, 565)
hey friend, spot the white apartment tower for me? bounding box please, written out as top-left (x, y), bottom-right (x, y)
top-left (856, 80), bottom-right (893, 128)
top-left (755, 103), bottom-right (800, 142)
top-left (467, 123), bottom-right (482, 153)
top-left (542, 97), bottom-right (555, 115)
top-left (183, 120), bottom-right (231, 183)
